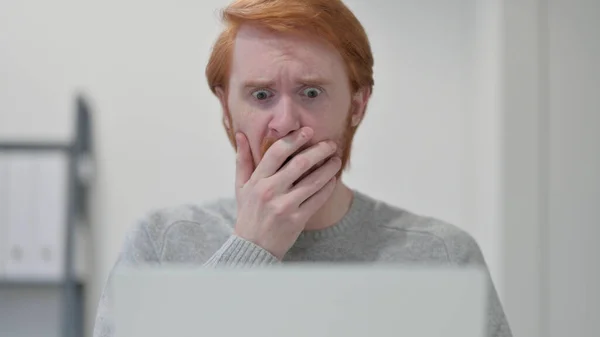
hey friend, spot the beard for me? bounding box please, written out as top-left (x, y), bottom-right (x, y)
top-left (259, 111), bottom-right (355, 182)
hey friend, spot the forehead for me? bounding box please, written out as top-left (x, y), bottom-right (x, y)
top-left (230, 24), bottom-right (347, 83)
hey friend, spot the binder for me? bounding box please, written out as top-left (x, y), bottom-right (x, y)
top-left (1, 152), bottom-right (69, 281)
top-left (0, 154), bottom-right (9, 277)
top-left (4, 153), bottom-right (37, 279)
top-left (32, 152), bottom-right (68, 280)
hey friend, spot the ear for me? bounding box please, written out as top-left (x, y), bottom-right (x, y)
top-left (350, 86), bottom-right (371, 127)
top-left (215, 86), bottom-right (232, 131)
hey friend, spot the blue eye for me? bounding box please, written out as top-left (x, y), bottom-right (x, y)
top-left (303, 87), bottom-right (322, 98)
top-left (252, 89), bottom-right (272, 100)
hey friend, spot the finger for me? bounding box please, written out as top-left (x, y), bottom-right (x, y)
top-left (284, 156), bottom-right (342, 205)
top-left (252, 127), bottom-right (313, 180)
top-left (235, 132), bottom-right (254, 190)
top-left (274, 140), bottom-right (337, 188)
top-left (298, 176), bottom-right (337, 217)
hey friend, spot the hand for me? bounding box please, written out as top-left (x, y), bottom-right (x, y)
top-left (233, 127), bottom-right (342, 260)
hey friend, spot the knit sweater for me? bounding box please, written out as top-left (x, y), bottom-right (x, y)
top-left (93, 189), bottom-right (512, 337)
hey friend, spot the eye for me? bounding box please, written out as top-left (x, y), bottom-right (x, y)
top-left (251, 89), bottom-right (273, 101)
top-left (302, 87), bottom-right (322, 98)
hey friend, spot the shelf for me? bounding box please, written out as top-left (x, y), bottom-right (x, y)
top-left (0, 223), bottom-right (91, 287)
top-left (0, 142), bottom-right (70, 151)
top-left (0, 278), bottom-right (84, 287)
top-left (0, 94), bottom-right (93, 337)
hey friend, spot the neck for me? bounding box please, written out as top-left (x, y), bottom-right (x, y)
top-left (304, 180), bottom-right (354, 231)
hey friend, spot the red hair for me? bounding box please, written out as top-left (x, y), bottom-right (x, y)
top-left (206, 0), bottom-right (374, 96)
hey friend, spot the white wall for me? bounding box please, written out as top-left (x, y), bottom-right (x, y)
top-left (0, 1), bottom-right (509, 336)
top-left (545, 1), bottom-right (600, 336)
top-left (501, 1), bottom-right (544, 336)
top-left (501, 1), bottom-right (600, 337)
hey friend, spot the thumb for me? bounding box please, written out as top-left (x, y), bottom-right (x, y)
top-left (235, 132), bottom-right (254, 190)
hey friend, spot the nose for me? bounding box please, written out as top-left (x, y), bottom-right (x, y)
top-left (267, 96), bottom-right (301, 137)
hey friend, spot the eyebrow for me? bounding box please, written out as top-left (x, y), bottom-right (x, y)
top-left (242, 80), bottom-right (276, 89)
top-left (241, 76), bottom-right (332, 89)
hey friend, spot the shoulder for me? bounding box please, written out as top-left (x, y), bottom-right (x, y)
top-left (360, 192), bottom-right (485, 266)
top-left (411, 215), bottom-right (485, 266)
top-left (119, 197), bottom-right (237, 263)
top-left (141, 197), bottom-right (237, 240)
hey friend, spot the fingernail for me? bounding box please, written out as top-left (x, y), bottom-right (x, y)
top-left (332, 156), bottom-right (341, 164)
top-left (300, 127), bottom-right (313, 139)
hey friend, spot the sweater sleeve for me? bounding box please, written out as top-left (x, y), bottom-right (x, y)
top-left (444, 230), bottom-right (513, 337)
top-left (203, 235), bottom-right (280, 267)
top-left (92, 222), bottom-right (279, 337)
top-left (92, 220), bottom-right (161, 337)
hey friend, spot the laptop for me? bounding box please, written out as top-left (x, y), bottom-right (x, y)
top-left (112, 265), bottom-right (487, 337)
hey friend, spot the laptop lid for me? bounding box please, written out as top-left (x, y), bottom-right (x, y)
top-left (112, 265), bottom-right (487, 337)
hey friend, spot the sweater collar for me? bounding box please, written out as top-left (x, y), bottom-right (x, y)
top-left (293, 189), bottom-right (373, 247)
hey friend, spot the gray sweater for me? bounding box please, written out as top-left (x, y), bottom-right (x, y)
top-left (93, 190), bottom-right (512, 337)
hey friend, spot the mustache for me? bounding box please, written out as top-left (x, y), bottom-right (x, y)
top-left (260, 137), bottom-right (277, 158)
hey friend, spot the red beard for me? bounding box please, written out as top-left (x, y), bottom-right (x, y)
top-left (259, 113), bottom-right (354, 181)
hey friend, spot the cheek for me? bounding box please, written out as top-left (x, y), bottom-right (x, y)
top-left (229, 95), bottom-right (262, 133)
top-left (308, 102), bottom-right (350, 138)
top-left (229, 103), bottom-right (271, 163)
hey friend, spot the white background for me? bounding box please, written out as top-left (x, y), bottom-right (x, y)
top-left (0, 1), bottom-right (598, 337)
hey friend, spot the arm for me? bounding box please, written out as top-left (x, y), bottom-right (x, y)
top-left (446, 232), bottom-right (513, 337)
top-left (92, 224), bottom-right (277, 337)
top-left (93, 220), bottom-right (160, 337)
top-left (94, 128), bottom-right (332, 335)
top-left (203, 234), bottom-right (280, 267)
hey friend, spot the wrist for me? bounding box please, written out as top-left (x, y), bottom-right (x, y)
top-left (205, 235), bottom-right (280, 267)
top-left (232, 230), bottom-right (285, 261)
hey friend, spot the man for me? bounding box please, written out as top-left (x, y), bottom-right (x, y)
top-left (93, 0), bottom-right (512, 336)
